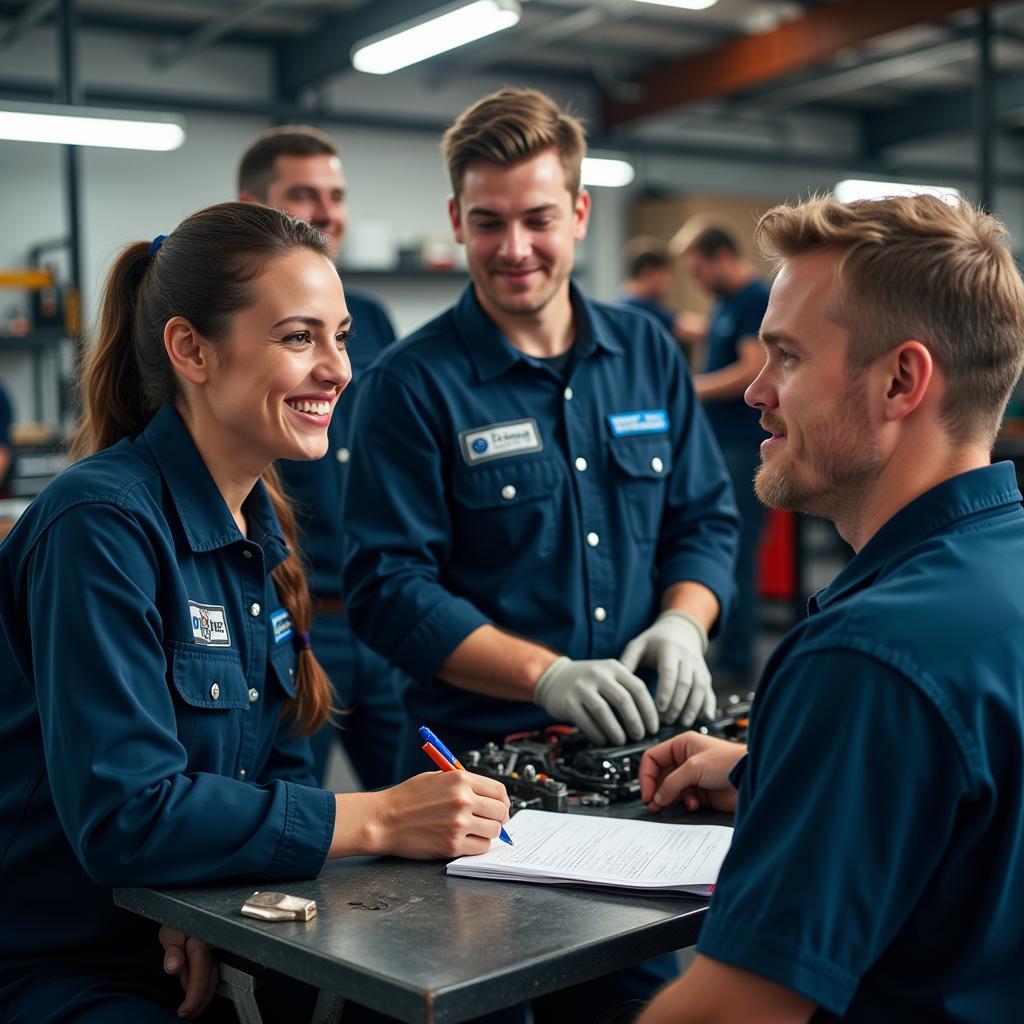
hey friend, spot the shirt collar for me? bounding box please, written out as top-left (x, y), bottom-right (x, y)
top-left (142, 405), bottom-right (289, 567)
top-left (456, 280), bottom-right (623, 383)
top-left (810, 462), bottom-right (1022, 613)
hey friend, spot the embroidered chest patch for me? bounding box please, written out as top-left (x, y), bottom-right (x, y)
top-left (271, 608), bottom-right (294, 645)
top-left (607, 409), bottom-right (670, 437)
top-left (459, 418), bottom-right (543, 465)
top-left (188, 600), bottom-right (231, 647)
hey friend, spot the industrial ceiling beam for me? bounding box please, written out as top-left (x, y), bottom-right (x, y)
top-left (733, 26), bottom-right (978, 111)
top-left (1, 73), bottom-right (1015, 188)
top-left (0, 0), bottom-right (57, 49)
top-left (153, 0), bottom-right (283, 69)
top-left (863, 72), bottom-right (1024, 153)
top-left (603, 0), bottom-right (998, 128)
top-left (279, 0), bottom-right (446, 96)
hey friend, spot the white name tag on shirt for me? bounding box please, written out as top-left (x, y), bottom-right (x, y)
top-left (460, 418), bottom-right (543, 465)
top-left (189, 600), bottom-right (231, 647)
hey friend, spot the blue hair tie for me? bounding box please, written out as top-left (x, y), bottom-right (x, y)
top-left (296, 631), bottom-right (312, 652)
top-left (149, 234), bottom-right (167, 257)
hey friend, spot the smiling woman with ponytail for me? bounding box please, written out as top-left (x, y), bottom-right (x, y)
top-left (0, 201), bottom-right (509, 1023)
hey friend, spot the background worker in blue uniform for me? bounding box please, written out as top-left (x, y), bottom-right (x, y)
top-left (343, 87), bottom-right (739, 1021)
top-left (636, 194), bottom-right (1024, 1024)
top-left (671, 223), bottom-right (771, 689)
top-left (0, 202), bottom-right (510, 1024)
top-left (239, 125), bottom-right (402, 789)
top-left (616, 235), bottom-right (686, 343)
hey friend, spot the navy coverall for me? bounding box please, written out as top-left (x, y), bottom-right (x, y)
top-left (700, 463), bottom-right (1024, 1022)
top-left (343, 282), bottom-right (740, 1018)
top-left (0, 405), bottom-right (333, 1020)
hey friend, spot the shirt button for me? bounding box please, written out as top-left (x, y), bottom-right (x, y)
top-left (238, 769), bottom-right (246, 780)
top-left (210, 682), bottom-right (220, 700)
top-left (593, 606), bottom-right (607, 622)
top-left (336, 447), bottom-right (351, 463)
top-left (249, 602), bottom-right (261, 617)
top-left (242, 549), bottom-right (253, 559)
top-left (501, 484), bottom-right (517, 500)
top-left (574, 457), bottom-right (588, 472)
top-left (564, 386), bottom-right (574, 401)
top-left (586, 532), bottom-right (599, 547)
top-left (651, 456), bottom-right (664, 473)
top-left (249, 688), bottom-right (259, 702)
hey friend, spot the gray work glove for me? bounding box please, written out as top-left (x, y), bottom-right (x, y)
top-left (619, 610), bottom-right (716, 728)
top-left (533, 656), bottom-right (660, 746)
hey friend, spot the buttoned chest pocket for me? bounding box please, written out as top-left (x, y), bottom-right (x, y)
top-left (169, 642), bottom-right (250, 772)
top-left (607, 438), bottom-right (673, 544)
top-left (451, 458), bottom-right (563, 561)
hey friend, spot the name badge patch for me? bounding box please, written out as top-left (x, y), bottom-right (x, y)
top-left (189, 600), bottom-right (231, 647)
top-left (460, 418), bottom-right (543, 465)
top-left (271, 608), bottom-right (294, 645)
top-left (607, 409), bottom-right (670, 437)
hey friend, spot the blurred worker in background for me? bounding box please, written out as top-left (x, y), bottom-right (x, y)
top-left (672, 222), bottom-right (769, 689)
top-left (239, 125), bottom-right (403, 790)
top-left (617, 235), bottom-right (686, 343)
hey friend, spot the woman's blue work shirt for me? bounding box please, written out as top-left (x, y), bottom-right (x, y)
top-left (0, 405), bottom-right (334, 972)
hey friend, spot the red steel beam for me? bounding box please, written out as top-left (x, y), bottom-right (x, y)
top-left (603, 0), bottom-right (995, 127)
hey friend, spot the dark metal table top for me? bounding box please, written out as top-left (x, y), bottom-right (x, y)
top-left (114, 804), bottom-right (729, 1024)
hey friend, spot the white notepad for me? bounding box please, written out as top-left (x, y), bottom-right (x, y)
top-left (447, 809), bottom-right (733, 897)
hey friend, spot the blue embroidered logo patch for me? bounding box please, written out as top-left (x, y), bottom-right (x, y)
top-left (271, 608), bottom-right (294, 645)
top-left (607, 409), bottom-right (670, 437)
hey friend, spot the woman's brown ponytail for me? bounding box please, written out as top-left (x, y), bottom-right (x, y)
top-left (263, 464), bottom-right (335, 735)
top-left (67, 242), bottom-right (169, 461)
top-left (69, 202), bottom-right (337, 734)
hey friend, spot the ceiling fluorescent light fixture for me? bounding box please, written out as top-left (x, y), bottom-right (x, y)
top-left (834, 179), bottom-right (961, 205)
top-left (581, 156), bottom-right (635, 188)
top-left (629, 1), bottom-right (719, 11)
top-left (0, 100), bottom-right (185, 151)
top-left (352, 0), bottom-right (521, 75)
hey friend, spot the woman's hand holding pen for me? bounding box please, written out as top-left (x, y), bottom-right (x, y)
top-left (331, 771), bottom-right (511, 860)
top-left (640, 731), bottom-right (746, 814)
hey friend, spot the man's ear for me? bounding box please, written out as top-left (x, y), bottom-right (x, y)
top-left (164, 317), bottom-right (211, 386)
top-left (238, 190), bottom-right (260, 206)
top-left (448, 195), bottom-right (464, 244)
top-left (573, 188), bottom-right (592, 242)
top-left (881, 340), bottom-right (934, 422)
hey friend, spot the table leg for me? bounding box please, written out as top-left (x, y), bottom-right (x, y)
top-left (311, 989), bottom-right (346, 1024)
top-left (217, 960), bottom-right (264, 1024)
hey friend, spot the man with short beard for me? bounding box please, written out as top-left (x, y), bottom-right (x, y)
top-left (637, 194), bottom-right (1024, 1023)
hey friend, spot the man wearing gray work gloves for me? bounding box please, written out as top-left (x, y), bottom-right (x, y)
top-left (343, 87), bottom-right (741, 782)
top-left (343, 88), bottom-right (741, 1019)
top-left (534, 611), bottom-right (715, 746)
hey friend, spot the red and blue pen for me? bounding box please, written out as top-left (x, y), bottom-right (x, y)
top-left (418, 725), bottom-right (513, 846)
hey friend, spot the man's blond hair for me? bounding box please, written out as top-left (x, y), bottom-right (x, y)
top-left (755, 194), bottom-right (1024, 444)
top-left (441, 87), bottom-right (586, 200)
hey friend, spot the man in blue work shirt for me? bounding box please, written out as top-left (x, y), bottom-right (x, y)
top-left (672, 222), bottom-right (771, 688)
top-left (617, 235), bottom-right (685, 343)
top-left (637, 194), bottom-right (1024, 1023)
top-left (239, 125), bottom-right (402, 788)
top-left (343, 87), bottom-right (739, 1019)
